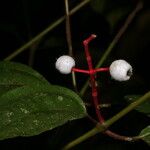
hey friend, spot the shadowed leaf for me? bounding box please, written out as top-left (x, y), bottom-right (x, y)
top-left (139, 126), bottom-right (150, 145)
top-left (0, 61), bottom-right (49, 95)
top-left (125, 95), bottom-right (150, 116)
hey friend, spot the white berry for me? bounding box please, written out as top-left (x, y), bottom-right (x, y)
top-left (109, 59), bottom-right (132, 81)
top-left (55, 55), bottom-right (75, 74)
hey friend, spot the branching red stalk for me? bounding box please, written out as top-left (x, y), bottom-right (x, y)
top-left (72, 68), bottom-right (109, 74)
top-left (82, 34), bottom-right (105, 123)
top-left (71, 34), bottom-right (108, 123)
top-left (72, 34), bottom-right (136, 141)
top-left (82, 35), bottom-right (138, 141)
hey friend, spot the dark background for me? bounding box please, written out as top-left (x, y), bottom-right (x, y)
top-left (0, 0), bottom-right (149, 149)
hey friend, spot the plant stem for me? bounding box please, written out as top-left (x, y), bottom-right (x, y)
top-left (72, 67), bottom-right (109, 74)
top-left (72, 68), bottom-right (109, 74)
top-left (65, 0), bottom-right (73, 56)
top-left (62, 128), bottom-right (100, 150)
top-left (63, 91), bottom-right (150, 150)
top-left (80, 1), bottom-right (143, 96)
top-left (64, 0), bottom-right (78, 91)
top-left (4, 0), bottom-right (90, 61)
top-left (83, 34), bottom-right (104, 122)
top-left (21, 0), bottom-right (36, 66)
top-left (73, 34), bottom-right (134, 141)
top-left (71, 71), bottom-right (78, 92)
top-left (28, 40), bottom-right (40, 66)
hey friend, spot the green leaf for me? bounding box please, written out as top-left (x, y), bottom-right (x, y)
top-left (0, 61), bottom-right (48, 83)
top-left (0, 61), bottom-right (49, 95)
top-left (125, 95), bottom-right (150, 116)
top-left (0, 84), bottom-right (86, 140)
top-left (139, 126), bottom-right (150, 145)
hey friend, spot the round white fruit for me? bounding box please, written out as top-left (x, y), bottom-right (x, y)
top-left (109, 59), bottom-right (132, 81)
top-left (55, 55), bottom-right (75, 74)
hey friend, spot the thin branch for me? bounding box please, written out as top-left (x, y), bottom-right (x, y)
top-left (21, 0), bottom-right (37, 66)
top-left (65, 0), bottom-right (73, 56)
top-left (64, 0), bottom-right (78, 91)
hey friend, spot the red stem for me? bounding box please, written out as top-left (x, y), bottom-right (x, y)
top-left (72, 68), bottom-right (90, 74)
top-left (95, 67), bottom-right (109, 72)
top-left (74, 34), bottom-right (139, 141)
top-left (83, 34), bottom-right (104, 123)
top-left (82, 35), bottom-right (139, 141)
top-left (72, 67), bottom-right (109, 74)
